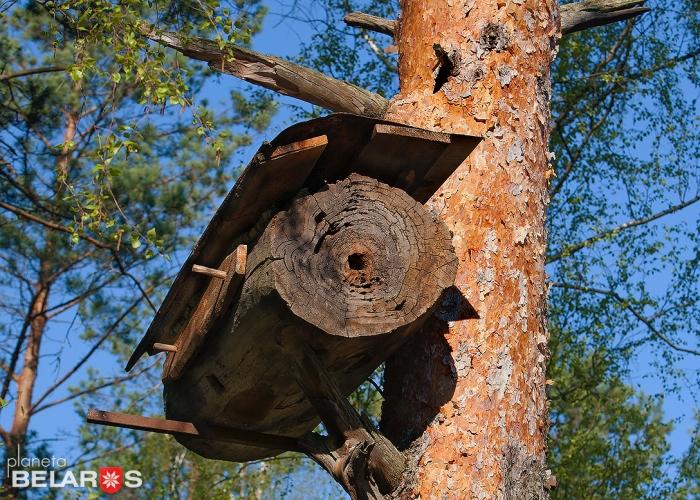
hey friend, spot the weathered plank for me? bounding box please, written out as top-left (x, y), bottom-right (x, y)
top-left (86, 409), bottom-right (301, 451)
top-left (165, 245), bottom-right (248, 381)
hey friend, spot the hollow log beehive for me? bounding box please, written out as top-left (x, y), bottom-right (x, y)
top-left (123, 113), bottom-right (480, 462)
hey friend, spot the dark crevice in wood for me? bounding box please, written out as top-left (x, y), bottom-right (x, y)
top-left (432, 44), bottom-right (459, 94)
top-left (347, 253), bottom-right (367, 271)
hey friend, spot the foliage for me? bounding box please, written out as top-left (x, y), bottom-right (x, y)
top-left (0, 0), bottom-right (281, 497)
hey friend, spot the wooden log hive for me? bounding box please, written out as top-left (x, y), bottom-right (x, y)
top-left (164, 173), bottom-right (457, 462)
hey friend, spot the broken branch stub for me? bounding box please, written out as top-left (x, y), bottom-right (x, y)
top-left (163, 173), bottom-right (457, 463)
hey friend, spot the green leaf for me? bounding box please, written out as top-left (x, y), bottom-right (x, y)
top-left (130, 233), bottom-right (141, 249)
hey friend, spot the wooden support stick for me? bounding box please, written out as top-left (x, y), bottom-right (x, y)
top-left (192, 264), bottom-right (228, 279)
top-left (86, 409), bottom-right (302, 452)
top-left (191, 245), bottom-right (246, 280)
top-left (152, 343), bottom-right (177, 353)
top-left (293, 345), bottom-right (406, 497)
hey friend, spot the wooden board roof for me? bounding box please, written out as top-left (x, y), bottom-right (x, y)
top-left (126, 113), bottom-right (480, 372)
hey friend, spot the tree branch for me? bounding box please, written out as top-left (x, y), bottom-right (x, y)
top-left (343, 12), bottom-right (397, 37)
top-left (343, 1), bottom-right (650, 39)
top-left (31, 361), bottom-right (156, 415)
top-left (28, 286), bottom-right (159, 411)
top-left (0, 200), bottom-right (109, 249)
top-left (141, 26), bottom-right (388, 117)
top-left (0, 201), bottom-right (157, 311)
top-left (551, 282), bottom-right (700, 356)
top-left (547, 194), bottom-right (700, 263)
top-left (561, 0), bottom-right (650, 35)
top-left (0, 66), bottom-right (67, 82)
top-left (1, 293), bottom-right (38, 402)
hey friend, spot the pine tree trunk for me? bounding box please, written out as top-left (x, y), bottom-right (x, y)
top-left (3, 111), bottom-right (75, 498)
top-left (381, 0), bottom-right (558, 497)
top-left (4, 270), bottom-right (50, 497)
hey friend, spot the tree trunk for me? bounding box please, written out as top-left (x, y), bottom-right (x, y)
top-left (9, 111), bottom-right (75, 444)
top-left (381, 1), bottom-right (558, 497)
top-left (3, 110), bottom-right (75, 498)
top-left (4, 269), bottom-right (50, 497)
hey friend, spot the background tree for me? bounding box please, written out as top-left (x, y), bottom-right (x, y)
top-left (0, 1), bottom-right (298, 497)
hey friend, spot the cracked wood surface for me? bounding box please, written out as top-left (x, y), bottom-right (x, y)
top-left (141, 26), bottom-right (388, 117)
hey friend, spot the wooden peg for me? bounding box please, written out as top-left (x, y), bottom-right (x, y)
top-left (234, 244), bottom-right (247, 275)
top-left (152, 342), bottom-right (178, 353)
top-left (192, 264), bottom-right (228, 279)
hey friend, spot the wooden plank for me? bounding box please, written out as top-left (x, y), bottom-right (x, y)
top-left (164, 244), bottom-right (248, 381)
top-left (353, 123), bottom-right (450, 189)
top-left (86, 409), bottom-right (301, 451)
top-left (268, 135), bottom-right (328, 160)
top-left (372, 123), bottom-right (451, 144)
top-left (400, 135), bottom-right (482, 203)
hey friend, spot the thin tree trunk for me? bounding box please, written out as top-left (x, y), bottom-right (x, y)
top-left (9, 279), bottom-right (50, 441)
top-left (4, 269), bottom-right (50, 497)
top-left (381, 1), bottom-right (558, 497)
